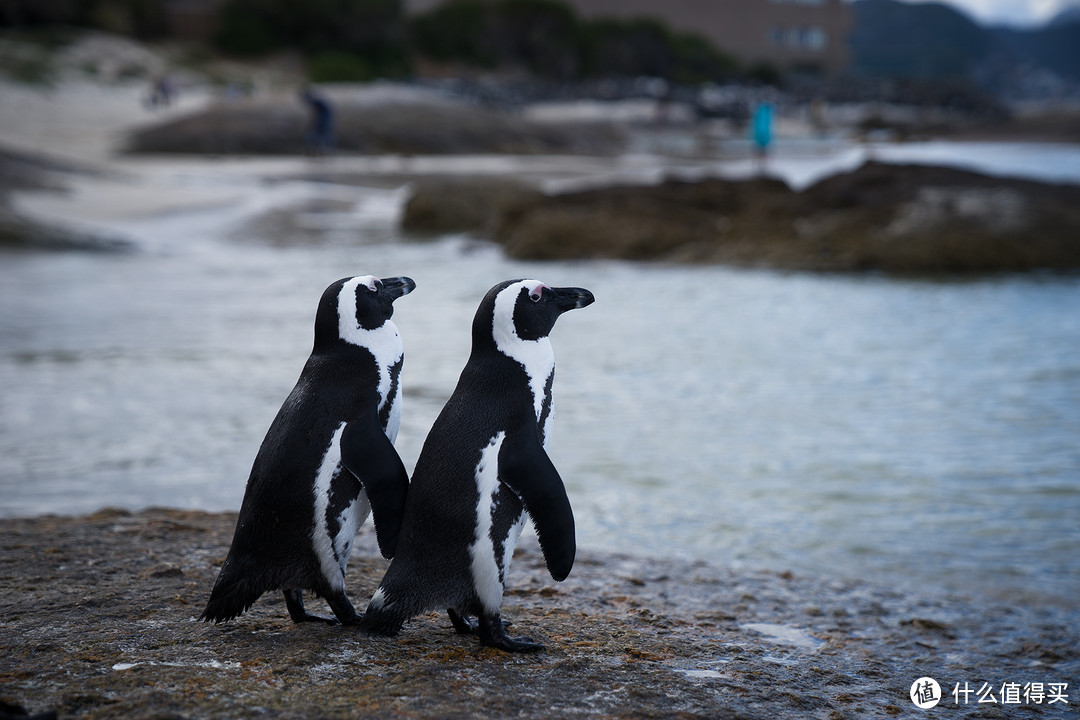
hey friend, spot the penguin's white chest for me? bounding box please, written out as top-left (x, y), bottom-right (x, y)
top-left (311, 422), bottom-right (372, 588)
top-left (468, 432), bottom-right (525, 612)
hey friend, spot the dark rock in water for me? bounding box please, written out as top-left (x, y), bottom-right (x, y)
top-left (495, 175), bottom-right (798, 263)
top-left (402, 178), bottom-right (544, 236)
top-left (799, 162), bottom-right (1080, 273)
top-left (493, 162), bottom-right (1080, 273)
top-left (125, 98), bottom-right (624, 156)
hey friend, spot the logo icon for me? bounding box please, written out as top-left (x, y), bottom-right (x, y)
top-left (911, 677), bottom-right (942, 709)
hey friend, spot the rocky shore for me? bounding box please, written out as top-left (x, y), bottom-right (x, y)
top-left (6, 69), bottom-right (1079, 274)
top-left (125, 95), bottom-right (624, 157)
top-left (0, 509), bottom-right (1076, 719)
top-left (406, 162), bottom-right (1080, 274)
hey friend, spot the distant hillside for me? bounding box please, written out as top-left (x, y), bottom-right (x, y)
top-left (989, 20), bottom-right (1080, 81)
top-left (1048, 5), bottom-right (1080, 27)
top-left (850, 0), bottom-right (1080, 82)
top-left (850, 0), bottom-right (988, 79)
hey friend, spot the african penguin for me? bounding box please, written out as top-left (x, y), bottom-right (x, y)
top-left (200, 275), bottom-right (415, 626)
top-left (359, 279), bottom-right (594, 652)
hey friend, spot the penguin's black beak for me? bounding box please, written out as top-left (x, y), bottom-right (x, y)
top-left (380, 276), bottom-right (416, 301)
top-left (552, 286), bottom-right (595, 313)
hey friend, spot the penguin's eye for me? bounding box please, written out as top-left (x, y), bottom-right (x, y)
top-left (529, 291), bottom-right (542, 302)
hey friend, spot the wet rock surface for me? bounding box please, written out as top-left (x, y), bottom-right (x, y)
top-left (1, 509), bottom-right (1076, 719)
top-left (402, 177), bottom-right (544, 237)
top-left (489, 162), bottom-right (1080, 273)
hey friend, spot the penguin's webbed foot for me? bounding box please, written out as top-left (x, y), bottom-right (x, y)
top-left (477, 613), bottom-right (543, 653)
top-left (298, 613), bottom-right (340, 625)
top-left (284, 589), bottom-right (334, 624)
top-left (283, 589), bottom-right (356, 625)
top-left (447, 608), bottom-right (513, 635)
top-left (447, 608), bottom-right (477, 635)
top-left (326, 591), bottom-right (363, 626)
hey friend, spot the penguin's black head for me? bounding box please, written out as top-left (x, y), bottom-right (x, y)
top-left (315, 275), bottom-right (415, 348)
top-left (477, 279), bottom-right (595, 347)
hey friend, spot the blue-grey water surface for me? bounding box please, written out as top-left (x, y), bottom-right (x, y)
top-left (1, 146), bottom-right (1078, 611)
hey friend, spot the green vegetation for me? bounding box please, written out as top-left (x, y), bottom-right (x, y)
top-left (308, 51), bottom-right (374, 82)
top-left (214, 0), bottom-right (411, 78)
top-left (409, 0), bottom-right (499, 69)
top-left (0, 0), bottom-right (168, 38)
top-left (410, 0), bottom-right (737, 83)
top-left (581, 17), bottom-right (736, 84)
top-left (1, 0), bottom-right (740, 84)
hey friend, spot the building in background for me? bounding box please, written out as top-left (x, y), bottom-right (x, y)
top-left (405, 0), bottom-right (853, 75)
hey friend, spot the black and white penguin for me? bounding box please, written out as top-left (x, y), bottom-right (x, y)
top-left (200, 275), bottom-right (416, 626)
top-left (359, 279), bottom-right (594, 652)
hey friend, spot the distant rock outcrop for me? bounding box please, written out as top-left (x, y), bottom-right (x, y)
top-left (466, 162), bottom-right (1080, 273)
top-left (125, 98), bottom-right (625, 156)
top-left (402, 177), bottom-right (544, 236)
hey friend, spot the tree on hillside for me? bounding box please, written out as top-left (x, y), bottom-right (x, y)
top-left (410, 0), bottom-right (736, 84)
top-left (412, 0), bottom-right (582, 80)
top-left (214, 0), bottom-right (410, 78)
top-left (582, 17), bottom-right (736, 84)
top-left (0, 0), bottom-right (168, 38)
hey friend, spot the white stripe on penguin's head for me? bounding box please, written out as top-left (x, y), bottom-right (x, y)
top-left (492, 280), bottom-right (555, 420)
top-left (337, 275), bottom-right (380, 343)
top-left (336, 276), bottom-right (403, 402)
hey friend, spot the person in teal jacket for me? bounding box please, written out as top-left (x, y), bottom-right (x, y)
top-left (752, 101), bottom-right (773, 170)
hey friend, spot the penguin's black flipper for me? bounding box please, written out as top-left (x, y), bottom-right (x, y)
top-left (499, 428), bottom-right (576, 582)
top-left (340, 405), bottom-right (410, 560)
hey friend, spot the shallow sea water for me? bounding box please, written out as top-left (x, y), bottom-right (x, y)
top-left (1, 144), bottom-right (1078, 610)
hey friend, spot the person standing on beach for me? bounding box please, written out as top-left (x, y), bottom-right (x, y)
top-left (300, 87), bottom-right (335, 156)
top-left (752, 100), bottom-right (773, 171)
top-left (145, 74), bottom-right (177, 109)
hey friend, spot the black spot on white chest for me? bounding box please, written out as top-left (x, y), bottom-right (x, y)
top-left (378, 355), bottom-right (403, 428)
top-left (535, 368), bottom-right (554, 446)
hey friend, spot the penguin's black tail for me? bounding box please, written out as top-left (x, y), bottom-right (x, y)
top-left (357, 608), bottom-right (405, 636)
top-left (199, 555), bottom-right (267, 623)
top-left (356, 585), bottom-right (413, 636)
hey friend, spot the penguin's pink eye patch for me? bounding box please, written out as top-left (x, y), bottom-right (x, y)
top-left (354, 275), bottom-right (379, 293)
top-left (529, 282), bottom-right (550, 302)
